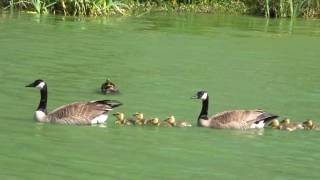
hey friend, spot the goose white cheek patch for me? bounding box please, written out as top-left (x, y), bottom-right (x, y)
top-left (36, 82), bottom-right (46, 89)
top-left (201, 93), bottom-right (208, 100)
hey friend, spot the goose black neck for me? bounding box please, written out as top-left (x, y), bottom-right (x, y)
top-left (198, 96), bottom-right (209, 126)
top-left (37, 86), bottom-right (47, 112)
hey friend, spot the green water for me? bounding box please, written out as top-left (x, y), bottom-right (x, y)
top-left (1, 13), bottom-right (320, 179)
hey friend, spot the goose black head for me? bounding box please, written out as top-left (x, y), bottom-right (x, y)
top-left (191, 91), bottom-right (208, 100)
top-left (25, 79), bottom-right (46, 89)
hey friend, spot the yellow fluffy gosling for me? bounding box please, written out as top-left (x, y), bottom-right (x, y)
top-left (269, 119), bottom-right (280, 129)
top-left (302, 119), bottom-right (318, 130)
top-left (164, 115), bottom-right (192, 128)
top-left (113, 112), bottom-right (132, 125)
top-left (279, 118), bottom-right (304, 131)
top-left (133, 112), bottom-right (146, 125)
top-left (145, 118), bottom-right (161, 126)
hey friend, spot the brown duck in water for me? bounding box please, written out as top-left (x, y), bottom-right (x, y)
top-left (101, 78), bottom-right (119, 94)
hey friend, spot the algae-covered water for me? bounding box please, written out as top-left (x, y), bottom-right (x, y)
top-left (0, 13), bottom-right (320, 179)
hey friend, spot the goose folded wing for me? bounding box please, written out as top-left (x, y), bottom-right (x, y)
top-left (210, 110), bottom-right (266, 128)
top-left (47, 102), bottom-right (112, 125)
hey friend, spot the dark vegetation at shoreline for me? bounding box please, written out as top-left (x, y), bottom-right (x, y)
top-left (1, 0), bottom-right (319, 18)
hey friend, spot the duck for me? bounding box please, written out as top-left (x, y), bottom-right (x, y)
top-left (133, 112), bottom-right (146, 125)
top-left (302, 119), bottom-right (317, 130)
top-left (279, 118), bottom-right (304, 131)
top-left (191, 91), bottom-right (278, 129)
top-left (26, 79), bottom-right (122, 125)
top-left (164, 115), bottom-right (192, 127)
top-left (101, 78), bottom-right (119, 94)
top-left (113, 112), bottom-right (133, 125)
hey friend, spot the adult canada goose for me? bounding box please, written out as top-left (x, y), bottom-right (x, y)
top-left (101, 78), bottom-right (119, 94)
top-left (26, 79), bottom-right (122, 125)
top-left (164, 115), bottom-right (192, 127)
top-left (191, 91), bottom-right (278, 129)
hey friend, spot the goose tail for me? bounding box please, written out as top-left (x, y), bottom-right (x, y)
top-left (91, 100), bottom-right (123, 111)
top-left (257, 112), bottom-right (279, 123)
top-left (256, 112), bottom-right (278, 124)
top-left (249, 112), bottom-right (278, 128)
top-left (97, 100), bottom-right (122, 108)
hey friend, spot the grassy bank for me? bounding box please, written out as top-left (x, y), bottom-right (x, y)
top-left (247, 0), bottom-right (320, 18)
top-left (1, 0), bottom-right (320, 18)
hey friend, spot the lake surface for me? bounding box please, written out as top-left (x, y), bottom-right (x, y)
top-left (1, 12), bottom-right (320, 179)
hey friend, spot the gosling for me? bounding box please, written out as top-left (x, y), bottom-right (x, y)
top-left (113, 112), bottom-right (132, 125)
top-left (280, 118), bottom-right (303, 131)
top-left (269, 118), bottom-right (303, 131)
top-left (269, 119), bottom-right (281, 129)
top-left (302, 119), bottom-right (318, 130)
top-left (133, 112), bottom-right (146, 125)
top-left (164, 115), bottom-right (192, 128)
top-left (145, 118), bottom-right (161, 126)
